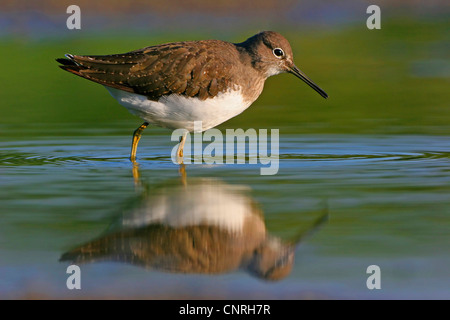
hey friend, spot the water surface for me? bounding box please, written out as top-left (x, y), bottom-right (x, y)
top-left (1, 131), bottom-right (448, 299)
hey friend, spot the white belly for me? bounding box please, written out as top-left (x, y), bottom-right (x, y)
top-left (105, 87), bottom-right (253, 131)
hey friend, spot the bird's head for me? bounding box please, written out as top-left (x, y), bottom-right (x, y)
top-left (240, 31), bottom-right (328, 99)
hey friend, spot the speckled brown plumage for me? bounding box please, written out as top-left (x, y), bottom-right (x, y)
top-left (56, 32), bottom-right (328, 161)
top-left (58, 39), bottom-right (257, 102)
top-left (57, 31), bottom-right (328, 104)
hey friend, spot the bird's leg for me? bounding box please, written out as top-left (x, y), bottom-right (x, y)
top-left (176, 132), bottom-right (188, 164)
top-left (130, 122), bottom-right (149, 162)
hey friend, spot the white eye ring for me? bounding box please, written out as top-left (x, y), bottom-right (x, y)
top-left (273, 48), bottom-right (284, 58)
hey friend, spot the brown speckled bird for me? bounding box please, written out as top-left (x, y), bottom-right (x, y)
top-left (57, 31), bottom-right (328, 161)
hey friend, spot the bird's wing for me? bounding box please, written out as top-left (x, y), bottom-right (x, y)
top-left (56, 40), bottom-right (236, 101)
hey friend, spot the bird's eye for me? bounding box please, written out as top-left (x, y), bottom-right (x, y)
top-left (273, 48), bottom-right (284, 58)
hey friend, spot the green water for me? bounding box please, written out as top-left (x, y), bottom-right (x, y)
top-left (0, 19), bottom-right (449, 299)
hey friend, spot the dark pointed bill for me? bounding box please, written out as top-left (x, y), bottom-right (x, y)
top-left (289, 65), bottom-right (328, 99)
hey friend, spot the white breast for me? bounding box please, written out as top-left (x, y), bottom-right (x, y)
top-left (105, 87), bottom-right (254, 131)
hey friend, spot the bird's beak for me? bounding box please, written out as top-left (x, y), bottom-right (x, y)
top-left (289, 65), bottom-right (328, 99)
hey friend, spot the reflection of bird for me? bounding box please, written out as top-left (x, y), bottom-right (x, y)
top-left (61, 178), bottom-right (327, 281)
top-left (57, 31), bottom-right (327, 162)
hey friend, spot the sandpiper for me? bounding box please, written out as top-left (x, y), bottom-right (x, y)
top-left (57, 31), bottom-right (328, 162)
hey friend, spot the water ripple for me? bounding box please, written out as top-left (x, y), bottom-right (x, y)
top-left (1, 135), bottom-right (448, 166)
top-left (1, 151), bottom-right (448, 167)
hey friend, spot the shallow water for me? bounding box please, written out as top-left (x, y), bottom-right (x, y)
top-left (1, 130), bottom-right (448, 299)
top-left (0, 8), bottom-right (448, 300)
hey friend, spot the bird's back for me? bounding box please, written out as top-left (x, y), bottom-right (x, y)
top-left (58, 39), bottom-right (268, 130)
top-left (57, 39), bottom-right (251, 102)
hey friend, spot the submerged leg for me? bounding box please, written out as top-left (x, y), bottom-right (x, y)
top-left (130, 122), bottom-right (149, 162)
top-left (176, 131), bottom-right (188, 164)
